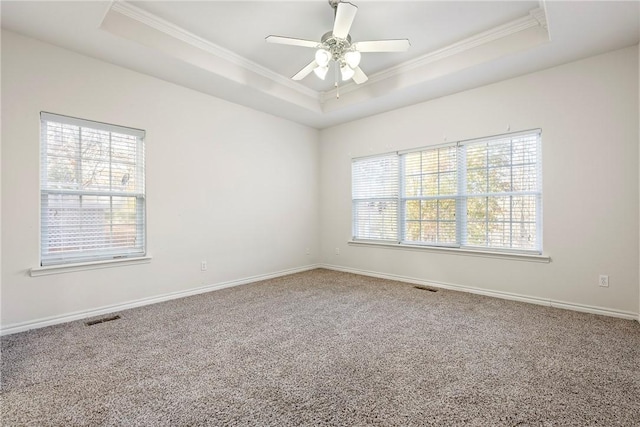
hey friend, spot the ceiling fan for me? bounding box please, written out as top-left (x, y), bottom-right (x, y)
top-left (266, 0), bottom-right (410, 87)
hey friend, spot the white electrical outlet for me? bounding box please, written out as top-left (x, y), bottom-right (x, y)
top-left (201, 261), bottom-right (207, 271)
top-left (306, 248), bottom-right (310, 255)
top-left (335, 247), bottom-right (340, 255)
top-left (599, 274), bottom-right (609, 287)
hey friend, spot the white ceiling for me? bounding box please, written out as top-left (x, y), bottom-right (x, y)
top-left (2, 1), bottom-right (639, 129)
top-left (128, 0), bottom-right (539, 92)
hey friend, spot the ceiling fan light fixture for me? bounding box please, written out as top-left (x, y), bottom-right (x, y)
top-left (315, 48), bottom-right (331, 67)
top-left (266, 0), bottom-right (409, 86)
top-left (344, 50), bottom-right (361, 68)
top-left (314, 65), bottom-right (329, 80)
top-left (340, 63), bottom-right (355, 81)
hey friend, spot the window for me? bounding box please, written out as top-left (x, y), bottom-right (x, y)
top-left (402, 145), bottom-right (458, 246)
top-left (352, 153), bottom-right (398, 241)
top-left (352, 130), bottom-right (542, 253)
top-left (40, 112), bottom-right (146, 266)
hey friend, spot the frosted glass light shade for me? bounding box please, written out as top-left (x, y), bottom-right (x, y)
top-left (315, 49), bottom-right (331, 67)
top-left (340, 64), bottom-right (355, 81)
top-left (344, 50), bottom-right (361, 68)
top-left (313, 65), bottom-right (329, 80)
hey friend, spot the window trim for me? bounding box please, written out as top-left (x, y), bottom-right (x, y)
top-left (39, 112), bottom-right (147, 267)
top-left (30, 256), bottom-right (153, 277)
top-left (352, 129), bottom-right (542, 255)
top-left (347, 239), bottom-right (550, 263)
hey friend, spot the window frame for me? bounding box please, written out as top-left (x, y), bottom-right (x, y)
top-left (352, 129), bottom-right (542, 255)
top-left (39, 112), bottom-right (147, 267)
top-left (351, 153), bottom-right (400, 243)
top-left (399, 143), bottom-right (460, 248)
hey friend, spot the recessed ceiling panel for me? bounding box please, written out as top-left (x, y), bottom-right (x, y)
top-left (129, 1), bottom-right (539, 92)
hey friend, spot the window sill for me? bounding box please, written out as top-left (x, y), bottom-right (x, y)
top-left (348, 241), bottom-right (550, 263)
top-left (30, 256), bottom-right (152, 277)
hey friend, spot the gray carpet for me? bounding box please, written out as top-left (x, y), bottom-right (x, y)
top-left (1, 269), bottom-right (639, 426)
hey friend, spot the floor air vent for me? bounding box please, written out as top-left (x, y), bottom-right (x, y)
top-left (85, 315), bottom-right (121, 326)
top-left (414, 286), bottom-right (438, 292)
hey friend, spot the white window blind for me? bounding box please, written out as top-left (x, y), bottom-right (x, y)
top-left (40, 112), bottom-right (146, 266)
top-left (352, 154), bottom-right (399, 241)
top-left (352, 130), bottom-right (542, 253)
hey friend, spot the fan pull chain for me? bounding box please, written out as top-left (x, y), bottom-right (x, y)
top-left (335, 65), bottom-right (340, 99)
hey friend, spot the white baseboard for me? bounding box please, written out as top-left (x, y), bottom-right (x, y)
top-left (320, 264), bottom-right (639, 321)
top-left (3, 263), bottom-right (636, 335)
top-left (0, 264), bottom-right (321, 336)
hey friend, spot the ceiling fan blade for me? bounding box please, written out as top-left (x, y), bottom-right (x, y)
top-left (353, 39), bottom-right (411, 53)
top-left (333, 2), bottom-right (358, 39)
top-left (352, 67), bottom-right (368, 84)
top-left (292, 60), bottom-right (319, 80)
top-left (265, 35), bottom-right (319, 49)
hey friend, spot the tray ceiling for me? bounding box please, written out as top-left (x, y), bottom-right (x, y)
top-left (2, 1), bottom-right (639, 128)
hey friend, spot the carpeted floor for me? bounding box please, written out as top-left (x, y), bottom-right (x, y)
top-left (1, 269), bottom-right (639, 426)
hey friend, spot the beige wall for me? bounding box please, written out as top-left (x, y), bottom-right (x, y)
top-left (0, 31), bottom-right (2, 327)
top-left (0, 31), bottom-right (320, 328)
top-left (2, 30), bottom-right (639, 329)
top-left (320, 46), bottom-right (640, 316)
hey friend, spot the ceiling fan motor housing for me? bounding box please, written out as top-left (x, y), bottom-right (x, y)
top-left (321, 31), bottom-right (353, 63)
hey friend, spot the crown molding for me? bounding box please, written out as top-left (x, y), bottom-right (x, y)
top-left (320, 7), bottom-right (549, 103)
top-left (109, 1), bottom-right (319, 100)
top-left (529, 7), bottom-right (548, 29)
